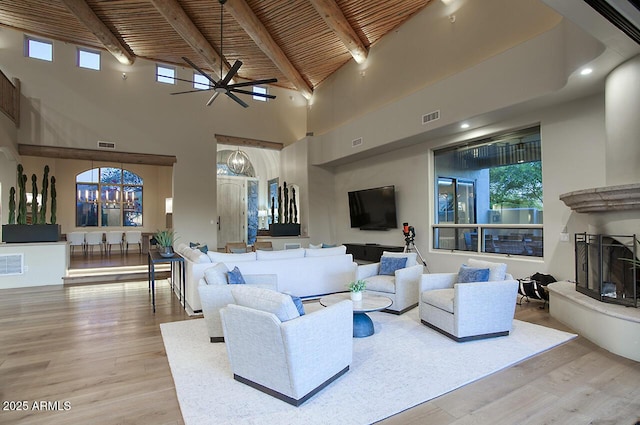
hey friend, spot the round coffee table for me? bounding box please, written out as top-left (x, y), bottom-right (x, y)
top-left (319, 292), bottom-right (393, 338)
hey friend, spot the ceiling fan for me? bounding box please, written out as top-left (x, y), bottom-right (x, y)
top-left (170, 0), bottom-right (277, 108)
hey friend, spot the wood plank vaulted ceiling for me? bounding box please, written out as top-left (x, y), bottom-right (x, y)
top-left (0, 0), bottom-right (434, 98)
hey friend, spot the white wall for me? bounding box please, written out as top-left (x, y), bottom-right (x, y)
top-left (322, 94), bottom-right (607, 282)
top-left (308, 0), bottom-right (563, 136)
top-left (0, 242), bottom-right (67, 289)
top-left (0, 26), bottom-right (307, 247)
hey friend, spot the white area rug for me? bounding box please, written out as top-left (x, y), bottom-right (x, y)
top-left (161, 306), bottom-right (576, 425)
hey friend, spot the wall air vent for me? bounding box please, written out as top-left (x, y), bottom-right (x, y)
top-left (352, 137), bottom-right (363, 148)
top-left (0, 254), bottom-right (23, 276)
top-left (97, 140), bottom-right (116, 150)
top-left (422, 110), bottom-right (440, 125)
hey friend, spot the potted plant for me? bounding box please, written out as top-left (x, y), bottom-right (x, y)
top-left (155, 229), bottom-right (177, 257)
top-left (348, 279), bottom-right (367, 302)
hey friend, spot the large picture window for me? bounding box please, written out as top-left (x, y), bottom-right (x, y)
top-left (76, 167), bottom-right (143, 227)
top-left (433, 126), bottom-right (543, 257)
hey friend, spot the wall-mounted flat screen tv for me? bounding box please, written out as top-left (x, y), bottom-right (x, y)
top-left (348, 185), bottom-right (398, 230)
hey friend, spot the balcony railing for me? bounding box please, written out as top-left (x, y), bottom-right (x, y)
top-left (433, 224), bottom-right (544, 257)
top-left (0, 69), bottom-right (20, 127)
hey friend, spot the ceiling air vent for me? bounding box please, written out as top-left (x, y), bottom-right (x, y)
top-left (0, 254), bottom-right (23, 276)
top-left (352, 137), bottom-right (363, 148)
top-left (422, 110), bottom-right (440, 125)
top-left (97, 140), bottom-right (116, 150)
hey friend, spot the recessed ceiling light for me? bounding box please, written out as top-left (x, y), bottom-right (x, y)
top-left (580, 68), bottom-right (593, 76)
top-left (460, 123), bottom-right (470, 129)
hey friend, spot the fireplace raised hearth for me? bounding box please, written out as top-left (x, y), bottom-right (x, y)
top-left (575, 233), bottom-right (639, 308)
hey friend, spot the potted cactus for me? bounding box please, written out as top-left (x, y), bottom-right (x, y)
top-left (2, 164), bottom-right (61, 243)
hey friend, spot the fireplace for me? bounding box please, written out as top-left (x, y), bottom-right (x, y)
top-left (574, 233), bottom-right (639, 308)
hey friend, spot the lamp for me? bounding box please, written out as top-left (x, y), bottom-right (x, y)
top-left (227, 149), bottom-right (250, 175)
top-left (165, 198), bottom-right (173, 228)
top-left (258, 209), bottom-right (268, 229)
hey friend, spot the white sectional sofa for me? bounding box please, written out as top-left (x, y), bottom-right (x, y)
top-left (176, 244), bottom-right (358, 312)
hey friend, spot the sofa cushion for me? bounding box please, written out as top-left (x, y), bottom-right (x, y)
top-left (289, 294), bottom-right (305, 316)
top-left (467, 258), bottom-right (507, 281)
top-left (189, 242), bottom-right (208, 253)
top-left (422, 288), bottom-right (455, 313)
top-left (308, 243), bottom-right (322, 249)
top-left (203, 263), bottom-right (229, 285)
top-left (227, 266), bottom-right (246, 284)
top-left (207, 251), bottom-right (257, 263)
top-left (185, 248), bottom-right (210, 263)
top-left (256, 248), bottom-right (305, 261)
top-left (363, 274), bottom-right (396, 294)
top-left (231, 286), bottom-right (300, 322)
top-left (304, 245), bottom-right (347, 257)
top-left (379, 256), bottom-right (407, 275)
top-left (381, 251), bottom-right (418, 268)
top-left (457, 265), bottom-right (490, 283)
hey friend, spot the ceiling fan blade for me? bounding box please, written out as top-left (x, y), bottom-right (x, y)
top-left (226, 91), bottom-right (249, 108)
top-left (181, 56), bottom-right (219, 86)
top-left (228, 78), bottom-right (278, 89)
top-left (206, 91), bottom-right (221, 106)
top-left (171, 88), bottom-right (215, 95)
top-left (231, 88), bottom-right (276, 99)
top-left (221, 60), bottom-right (243, 86)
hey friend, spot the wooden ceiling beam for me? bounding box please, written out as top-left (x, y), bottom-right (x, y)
top-left (18, 145), bottom-right (177, 167)
top-left (224, 0), bottom-right (314, 100)
top-left (309, 0), bottom-right (368, 64)
top-left (149, 0), bottom-right (228, 80)
top-left (59, 0), bottom-right (135, 65)
top-left (215, 134), bottom-right (283, 151)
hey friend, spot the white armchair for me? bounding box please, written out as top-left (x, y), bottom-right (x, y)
top-left (419, 259), bottom-right (519, 342)
top-left (198, 264), bottom-right (278, 342)
top-left (220, 286), bottom-right (353, 406)
top-left (357, 251), bottom-right (423, 314)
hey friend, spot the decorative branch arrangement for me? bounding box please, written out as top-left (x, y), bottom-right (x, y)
top-left (271, 181), bottom-right (298, 224)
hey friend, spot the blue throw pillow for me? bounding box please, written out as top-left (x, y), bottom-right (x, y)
top-left (227, 266), bottom-right (246, 284)
top-left (322, 243), bottom-right (336, 248)
top-left (457, 265), bottom-right (490, 283)
top-left (379, 256), bottom-right (407, 276)
top-left (289, 295), bottom-right (305, 316)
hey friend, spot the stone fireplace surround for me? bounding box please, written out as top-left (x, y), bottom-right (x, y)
top-left (552, 56), bottom-right (640, 362)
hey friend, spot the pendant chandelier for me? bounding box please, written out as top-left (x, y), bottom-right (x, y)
top-left (227, 149), bottom-right (251, 175)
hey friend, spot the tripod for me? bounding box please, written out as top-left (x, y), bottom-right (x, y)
top-left (403, 225), bottom-right (429, 272)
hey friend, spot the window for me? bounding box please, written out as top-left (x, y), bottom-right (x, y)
top-left (193, 73), bottom-right (210, 90)
top-left (25, 36), bottom-right (53, 61)
top-left (252, 86), bottom-right (268, 102)
top-left (156, 65), bottom-right (176, 84)
top-left (78, 48), bottom-right (101, 70)
top-left (433, 126), bottom-right (543, 257)
top-left (76, 167), bottom-right (143, 227)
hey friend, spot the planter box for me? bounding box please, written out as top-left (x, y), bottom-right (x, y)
top-left (2, 224), bottom-right (61, 243)
top-left (269, 223), bottom-right (301, 237)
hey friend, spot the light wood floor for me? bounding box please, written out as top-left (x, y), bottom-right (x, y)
top-left (1, 283), bottom-right (639, 425)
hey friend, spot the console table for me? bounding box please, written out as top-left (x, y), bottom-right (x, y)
top-left (147, 250), bottom-right (185, 313)
top-left (344, 243), bottom-right (404, 263)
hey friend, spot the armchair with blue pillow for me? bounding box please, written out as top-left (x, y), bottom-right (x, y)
top-left (356, 251), bottom-right (423, 314)
top-left (418, 258), bottom-right (519, 342)
top-left (220, 286), bottom-right (352, 406)
top-left (198, 263), bottom-right (278, 342)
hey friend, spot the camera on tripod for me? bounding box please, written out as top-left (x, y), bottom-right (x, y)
top-left (401, 222), bottom-right (428, 269)
top-left (402, 222), bottom-right (415, 242)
